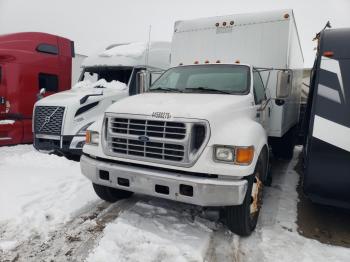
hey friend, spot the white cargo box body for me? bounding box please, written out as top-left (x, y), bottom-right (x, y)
top-left (171, 9), bottom-right (304, 137)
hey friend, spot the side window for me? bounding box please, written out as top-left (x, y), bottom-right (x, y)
top-left (150, 72), bottom-right (163, 84)
top-left (36, 44), bottom-right (58, 55)
top-left (39, 73), bottom-right (59, 92)
top-left (253, 71), bottom-right (265, 104)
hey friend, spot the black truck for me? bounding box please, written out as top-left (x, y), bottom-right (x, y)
top-left (302, 28), bottom-right (350, 208)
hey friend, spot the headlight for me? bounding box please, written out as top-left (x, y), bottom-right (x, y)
top-left (77, 122), bottom-right (94, 135)
top-left (214, 146), bottom-right (235, 162)
top-left (86, 130), bottom-right (99, 145)
top-left (214, 145), bottom-right (254, 165)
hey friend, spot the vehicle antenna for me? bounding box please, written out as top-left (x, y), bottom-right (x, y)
top-left (145, 25), bottom-right (152, 67)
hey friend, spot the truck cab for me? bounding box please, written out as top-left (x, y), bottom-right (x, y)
top-left (0, 32), bottom-right (74, 146)
top-left (302, 28), bottom-right (350, 208)
top-left (33, 42), bottom-right (170, 157)
top-left (80, 10), bottom-right (303, 236)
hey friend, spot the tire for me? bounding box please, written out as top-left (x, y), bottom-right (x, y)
top-left (223, 152), bottom-right (266, 236)
top-left (260, 146), bottom-right (271, 186)
top-left (270, 126), bottom-right (296, 160)
top-left (92, 183), bottom-right (133, 203)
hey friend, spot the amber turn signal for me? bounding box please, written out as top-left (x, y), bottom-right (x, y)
top-left (86, 130), bottom-right (91, 144)
top-left (235, 146), bottom-right (254, 165)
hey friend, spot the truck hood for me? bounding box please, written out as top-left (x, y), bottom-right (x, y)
top-left (35, 87), bottom-right (128, 106)
top-left (106, 92), bottom-right (254, 121)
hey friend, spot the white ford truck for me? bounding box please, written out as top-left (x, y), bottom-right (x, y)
top-left (81, 10), bottom-right (303, 235)
top-left (33, 42), bottom-right (170, 158)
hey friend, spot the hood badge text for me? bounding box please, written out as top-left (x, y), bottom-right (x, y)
top-left (152, 112), bottom-right (171, 119)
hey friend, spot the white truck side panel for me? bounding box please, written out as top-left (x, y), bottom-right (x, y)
top-left (171, 11), bottom-right (291, 68)
top-left (268, 12), bottom-right (304, 136)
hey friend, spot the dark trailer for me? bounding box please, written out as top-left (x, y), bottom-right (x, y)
top-left (303, 28), bottom-right (350, 208)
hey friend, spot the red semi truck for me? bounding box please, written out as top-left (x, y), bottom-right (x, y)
top-left (0, 32), bottom-right (74, 146)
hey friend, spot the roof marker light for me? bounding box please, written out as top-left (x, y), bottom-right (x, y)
top-left (215, 22), bottom-right (220, 27)
top-left (284, 13), bottom-right (290, 19)
top-left (235, 60), bottom-right (240, 64)
top-left (179, 63), bottom-right (183, 65)
top-left (194, 61), bottom-right (199, 64)
top-left (216, 60), bottom-right (221, 63)
top-left (230, 21), bottom-right (234, 25)
top-left (323, 51), bottom-right (334, 57)
top-left (205, 60), bottom-right (210, 64)
top-left (223, 22), bottom-right (227, 26)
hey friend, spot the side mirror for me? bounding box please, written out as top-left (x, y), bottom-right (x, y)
top-left (40, 88), bottom-right (46, 95)
top-left (136, 70), bottom-right (149, 94)
top-left (276, 70), bottom-right (291, 98)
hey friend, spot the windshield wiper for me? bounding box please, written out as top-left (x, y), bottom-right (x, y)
top-left (149, 87), bottom-right (183, 93)
top-left (185, 87), bottom-right (231, 94)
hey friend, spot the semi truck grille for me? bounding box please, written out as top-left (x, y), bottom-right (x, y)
top-left (104, 114), bottom-right (210, 167)
top-left (110, 118), bottom-right (186, 140)
top-left (111, 138), bottom-right (185, 161)
top-left (34, 106), bottom-right (65, 135)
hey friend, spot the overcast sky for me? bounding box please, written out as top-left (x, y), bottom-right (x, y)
top-left (0, 0), bottom-right (349, 67)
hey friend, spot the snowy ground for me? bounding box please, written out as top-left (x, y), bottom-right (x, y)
top-left (0, 145), bottom-right (98, 252)
top-left (1, 145), bottom-right (350, 261)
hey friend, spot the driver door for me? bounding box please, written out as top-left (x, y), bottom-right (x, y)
top-left (253, 71), bottom-right (270, 131)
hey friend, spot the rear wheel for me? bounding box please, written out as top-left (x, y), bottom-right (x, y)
top-left (92, 183), bottom-right (133, 203)
top-left (223, 152), bottom-right (266, 236)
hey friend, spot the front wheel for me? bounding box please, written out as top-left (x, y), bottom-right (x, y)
top-left (92, 183), bottom-right (133, 203)
top-left (223, 153), bottom-right (266, 236)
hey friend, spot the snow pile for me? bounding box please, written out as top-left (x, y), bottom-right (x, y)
top-left (101, 42), bottom-right (147, 58)
top-left (0, 145), bottom-right (98, 250)
top-left (0, 120), bottom-right (15, 125)
top-left (239, 147), bottom-right (350, 262)
top-left (72, 79), bottom-right (127, 90)
top-left (86, 200), bottom-right (213, 262)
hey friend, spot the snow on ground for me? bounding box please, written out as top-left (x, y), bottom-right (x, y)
top-left (1, 145), bottom-right (350, 261)
top-left (0, 145), bottom-right (98, 251)
top-left (85, 147), bottom-right (350, 262)
top-left (86, 200), bottom-right (215, 262)
top-left (239, 146), bottom-right (350, 262)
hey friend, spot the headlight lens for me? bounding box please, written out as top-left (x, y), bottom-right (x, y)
top-left (77, 122), bottom-right (94, 135)
top-left (214, 146), bottom-right (235, 162)
top-left (86, 130), bottom-right (99, 145)
top-left (214, 145), bottom-right (254, 165)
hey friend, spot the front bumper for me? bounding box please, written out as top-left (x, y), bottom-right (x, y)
top-left (34, 134), bottom-right (85, 155)
top-left (80, 155), bottom-right (248, 207)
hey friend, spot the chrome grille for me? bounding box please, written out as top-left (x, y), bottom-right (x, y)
top-left (111, 138), bottom-right (185, 161)
top-left (110, 118), bottom-right (186, 139)
top-left (34, 106), bottom-right (65, 135)
top-left (104, 114), bottom-right (210, 167)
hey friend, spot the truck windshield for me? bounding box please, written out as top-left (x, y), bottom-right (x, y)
top-left (79, 67), bottom-right (133, 88)
top-left (149, 65), bottom-right (250, 94)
